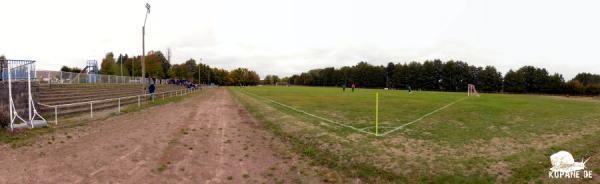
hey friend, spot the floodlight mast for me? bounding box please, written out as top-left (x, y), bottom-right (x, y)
top-left (142, 3), bottom-right (150, 90)
top-left (199, 58), bottom-right (202, 85)
top-left (207, 61), bottom-right (211, 85)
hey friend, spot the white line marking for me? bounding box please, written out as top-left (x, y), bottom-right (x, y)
top-left (88, 166), bottom-right (106, 177)
top-left (127, 161), bottom-right (146, 176)
top-left (360, 126), bottom-right (395, 131)
top-left (82, 145), bottom-right (143, 181)
top-left (379, 97), bottom-right (467, 136)
top-left (241, 90), bottom-right (375, 135)
top-left (118, 145), bottom-right (142, 161)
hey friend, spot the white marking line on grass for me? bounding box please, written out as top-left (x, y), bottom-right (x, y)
top-left (379, 97), bottom-right (468, 136)
top-left (359, 126), bottom-right (396, 131)
top-left (241, 90), bottom-right (376, 136)
top-left (360, 126), bottom-right (395, 130)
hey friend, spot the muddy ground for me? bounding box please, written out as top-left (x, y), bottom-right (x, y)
top-left (0, 88), bottom-right (325, 183)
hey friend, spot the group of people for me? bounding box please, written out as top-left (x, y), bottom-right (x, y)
top-left (342, 83), bottom-right (357, 92)
top-left (147, 78), bottom-right (200, 100)
top-left (341, 83), bottom-right (413, 94)
top-left (169, 79), bottom-right (198, 89)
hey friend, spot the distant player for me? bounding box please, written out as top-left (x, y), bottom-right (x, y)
top-left (351, 83), bottom-right (356, 92)
top-left (149, 77), bottom-right (156, 100)
top-left (342, 83), bottom-right (346, 92)
top-left (407, 85), bottom-right (412, 94)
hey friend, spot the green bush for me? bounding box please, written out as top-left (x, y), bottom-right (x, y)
top-left (585, 84), bottom-right (600, 96)
top-left (0, 111), bottom-right (9, 128)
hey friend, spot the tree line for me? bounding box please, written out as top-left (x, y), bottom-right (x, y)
top-left (60, 52), bottom-right (261, 86)
top-left (282, 60), bottom-right (600, 96)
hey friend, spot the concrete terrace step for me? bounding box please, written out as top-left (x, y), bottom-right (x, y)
top-left (34, 82), bottom-right (195, 120)
top-left (40, 87), bottom-right (140, 92)
top-left (40, 88), bottom-right (144, 99)
top-left (38, 84), bottom-right (181, 92)
top-left (39, 84), bottom-right (174, 89)
top-left (38, 85), bottom-right (183, 96)
top-left (39, 89), bottom-right (142, 99)
top-left (39, 86), bottom-right (142, 92)
top-left (39, 88), bottom-right (181, 105)
top-left (38, 86), bottom-right (184, 97)
top-left (38, 86), bottom-right (144, 94)
top-left (38, 84), bottom-right (186, 107)
top-left (40, 91), bottom-right (143, 106)
top-left (40, 97), bottom-right (142, 117)
top-left (39, 83), bottom-right (144, 88)
top-left (39, 91), bottom-right (185, 117)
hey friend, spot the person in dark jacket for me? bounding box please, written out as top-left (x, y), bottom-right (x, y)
top-left (149, 78), bottom-right (156, 100)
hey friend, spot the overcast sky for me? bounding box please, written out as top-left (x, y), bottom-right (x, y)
top-left (1, 0), bottom-right (599, 79)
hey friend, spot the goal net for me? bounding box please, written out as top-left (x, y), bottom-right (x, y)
top-left (467, 84), bottom-right (479, 97)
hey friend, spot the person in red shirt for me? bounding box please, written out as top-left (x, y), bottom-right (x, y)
top-left (351, 83), bottom-right (356, 92)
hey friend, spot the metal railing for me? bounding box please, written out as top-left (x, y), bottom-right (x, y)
top-left (37, 87), bottom-right (198, 125)
top-left (35, 70), bottom-right (170, 85)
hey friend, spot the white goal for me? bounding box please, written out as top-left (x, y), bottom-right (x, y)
top-left (467, 84), bottom-right (479, 97)
top-left (5, 60), bottom-right (48, 130)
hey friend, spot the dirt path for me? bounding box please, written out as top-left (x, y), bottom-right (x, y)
top-left (0, 88), bottom-right (323, 183)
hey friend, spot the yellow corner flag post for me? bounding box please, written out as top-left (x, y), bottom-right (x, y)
top-left (376, 92), bottom-right (379, 136)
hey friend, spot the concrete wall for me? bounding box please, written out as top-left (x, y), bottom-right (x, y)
top-left (0, 81), bottom-right (39, 127)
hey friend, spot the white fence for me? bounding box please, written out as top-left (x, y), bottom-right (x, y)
top-left (38, 88), bottom-right (198, 125)
top-left (35, 70), bottom-right (170, 85)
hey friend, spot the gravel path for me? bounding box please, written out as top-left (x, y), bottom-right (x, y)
top-left (0, 88), bottom-right (322, 183)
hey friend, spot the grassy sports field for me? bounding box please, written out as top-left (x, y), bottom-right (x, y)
top-left (232, 86), bottom-right (600, 183)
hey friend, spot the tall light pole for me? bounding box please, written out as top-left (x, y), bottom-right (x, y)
top-left (207, 65), bottom-right (211, 85)
top-left (204, 58), bottom-right (210, 85)
top-left (119, 54), bottom-right (123, 83)
top-left (132, 56), bottom-right (134, 77)
top-left (142, 3), bottom-right (150, 88)
top-left (119, 54), bottom-right (123, 76)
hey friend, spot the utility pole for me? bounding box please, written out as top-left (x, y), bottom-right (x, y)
top-left (244, 69), bottom-right (248, 86)
top-left (142, 3), bottom-right (150, 88)
top-left (119, 54), bottom-right (123, 83)
top-left (132, 57), bottom-right (135, 77)
top-left (207, 64), bottom-right (211, 85)
top-left (119, 54), bottom-right (123, 77)
top-left (167, 47), bottom-right (172, 68)
top-left (167, 47), bottom-right (171, 81)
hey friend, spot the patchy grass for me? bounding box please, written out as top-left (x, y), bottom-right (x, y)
top-left (121, 90), bottom-right (197, 113)
top-left (157, 164), bottom-right (169, 173)
top-left (0, 126), bottom-right (56, 148)
top-left (231, 86), bottom-right (600, 183)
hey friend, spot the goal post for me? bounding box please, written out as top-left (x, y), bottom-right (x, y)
top-left (467, 84), bottom-right (480, 97)
top-left (5, 60), bottom-right (48, 130)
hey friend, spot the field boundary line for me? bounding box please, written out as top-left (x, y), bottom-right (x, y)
top-left (239, 89), bottom-right (376, 136)
top-left (379, 97), bottom-right (468, 136)
top-left (360, 126), bottom-right (395, 131)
